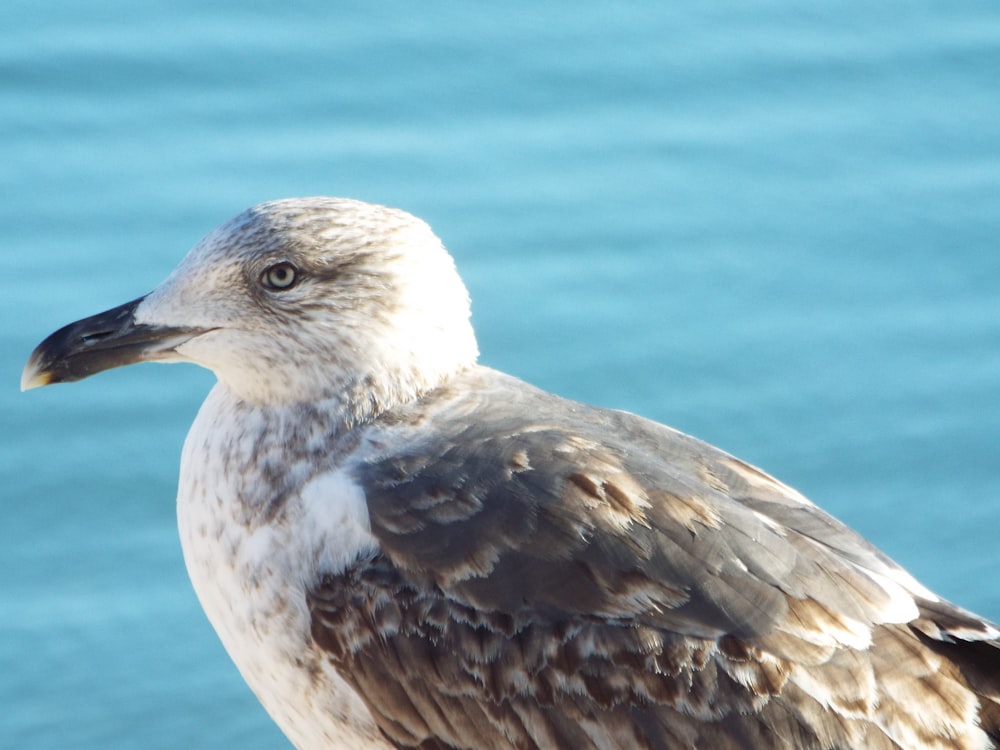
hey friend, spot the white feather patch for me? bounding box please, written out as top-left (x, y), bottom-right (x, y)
top-left (296, 469), bottom-right (379, 578)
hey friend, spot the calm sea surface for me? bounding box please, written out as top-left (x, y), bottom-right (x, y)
top-left (2, 2), bottom-right (999, 748)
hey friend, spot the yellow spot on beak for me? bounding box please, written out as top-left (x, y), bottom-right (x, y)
top-left (20, 361), bottom-right (53, 392)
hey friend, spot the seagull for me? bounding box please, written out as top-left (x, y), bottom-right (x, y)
top-left (22, 197), bottom-right (1000, 750)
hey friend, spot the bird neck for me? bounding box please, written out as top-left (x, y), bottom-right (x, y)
top-left (215, 360), bottom-right (473, 433)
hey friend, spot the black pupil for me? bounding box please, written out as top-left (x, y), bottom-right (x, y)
top-left (269, 264), bottom-right (295, 287)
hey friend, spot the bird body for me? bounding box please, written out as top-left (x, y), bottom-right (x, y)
top-left (22, 198), bottom-right (1000, 749)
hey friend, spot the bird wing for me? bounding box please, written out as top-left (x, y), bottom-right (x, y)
top-left (308, 368), bottom-right (1000, 750)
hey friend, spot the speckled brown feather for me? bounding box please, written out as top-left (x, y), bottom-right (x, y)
top-left (307, 368), bottom-right (1000, 750)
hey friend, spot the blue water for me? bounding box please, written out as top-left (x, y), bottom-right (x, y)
top-left (2, 1), bottom-right (999, 747)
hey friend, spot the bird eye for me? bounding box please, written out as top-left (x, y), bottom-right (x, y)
top-left (260, 262), bottom-right (299, 291)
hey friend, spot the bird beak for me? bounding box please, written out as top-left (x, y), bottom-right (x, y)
top-left (21, 296), bottom-right (203, 391)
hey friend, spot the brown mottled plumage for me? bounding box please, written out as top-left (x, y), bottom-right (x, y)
top-left (308, 368), bottom-right (1000, 749)
top-left (22, 198), bottom-right (1000, 749)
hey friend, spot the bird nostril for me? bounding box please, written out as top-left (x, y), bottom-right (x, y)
top-left (80, 329), bottom-right (116, 345)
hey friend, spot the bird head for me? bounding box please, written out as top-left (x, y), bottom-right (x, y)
top-left (22, 198), bottom-right (479, 414)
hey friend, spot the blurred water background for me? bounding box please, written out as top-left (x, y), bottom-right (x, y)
top-left (2, 1), bottom-right (999, 748)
